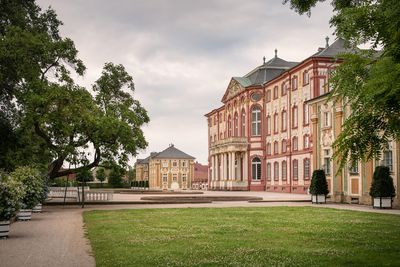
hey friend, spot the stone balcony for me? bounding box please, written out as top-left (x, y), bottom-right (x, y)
top-left (210, 137), bottom-right (248, 155)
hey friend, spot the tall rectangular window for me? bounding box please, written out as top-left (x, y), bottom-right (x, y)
top-left (266, 163), bottom-right (271, 181)
top-left (282, 161), bottom-right (287, 181)
top-left (274, 162), bottom-right (279, 181)
top-left (323, 149), bottom-right (331, 175)
top-left (292, 76), bottom-right (298, 90)
top-left (292, 106), bottom-right (298, 128)
top-left (293, 160), bottom-right (298, 180)
top-left (383, 150), bottom-right (393, 171)
top-left (319, 78), bottom-right (325, 95)
top-left (273, 86), bottom-right (278, 99)
top-left (282, 111), bottom-right (287, 131)
top-left (251, 107), bottom-right (261, 136)
top-left (303, 104), bottom-right (309, 125)
top-left (323, 112), bottom-right (330, 127)
top-left (266, 90), bottom-right (271, 102)
top-left (304, 159), bottom-right (310, 179)
top-left (274, 113), bottom-right (278, 133)
top-left (241, 112), bottom-right (246, 137)
top-left (266, 115), bottom-right (271, 135)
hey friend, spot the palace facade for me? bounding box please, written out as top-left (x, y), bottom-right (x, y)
top-left (135, 144), bottom-right (195, 190)
top-left (206, 37), bottom-right (399, 205)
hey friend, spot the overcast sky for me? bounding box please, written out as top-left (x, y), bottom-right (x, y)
top-left (37, 0), bottom-right (335, 165)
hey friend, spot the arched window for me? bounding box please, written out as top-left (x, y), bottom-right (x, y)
top-left (266, 163), bottom-right (271, 181)
top-left (292, 136), bottom-right (298, 151)
top-left (251, 157), bottom-right (261, 180)
top-left (251, 106), bottom-right (261, 136)
top-left (303, 70), bottom-right (309, 85)
top-left (234, 112), bottom-right (238, 137)
top-left (266, 143), bottom-right (271, 155)
top-left (282, 161), bottom-right (287, 181)
top-left (273, 162), bottom-right (279, 181)
top-left (228, 115), bottom-right (232, 137)
top-left (304, 158), bottom-right (310, 179)
top-left (241, 110), bottom-right (246, 137)
top-left (282, 139), bottom-right (287, 153)
top-left (292, 159), bottom-right (298, 180)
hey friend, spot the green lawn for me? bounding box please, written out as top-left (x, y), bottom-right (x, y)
top-left (83, 207), bottom-right (400, 267)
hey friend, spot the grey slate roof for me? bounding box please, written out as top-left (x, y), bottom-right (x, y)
top-left (313, 37), bottom-right (355, 58)
top-left (243, 55), bottom-right (298, 86)
top-left (136, 155), bottom-right (152, 164)
top-left (153, 145), bottom-right (195, 160)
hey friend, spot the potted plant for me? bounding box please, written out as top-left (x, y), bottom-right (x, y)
top-left (33, 176), bottom-right (49, 213)
top-left (370, 166), bottom-right (396, 209)
top-left (11, 167), bottom-right (44, 221)
top-left (0, 174), bottom-right (25, 238)
top-left (310, 170), bottom-right (329, 204)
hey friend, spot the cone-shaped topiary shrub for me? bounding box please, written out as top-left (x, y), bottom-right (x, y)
top-left (309, 169), bottom-right (329, 195)
top-left (370, 166), bottom-right (396, 198)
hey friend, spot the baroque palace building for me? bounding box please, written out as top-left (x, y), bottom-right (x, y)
top-left (135, 144), bottom-right (195, 190)
top-left (205, 37), bottom-right (399, 205)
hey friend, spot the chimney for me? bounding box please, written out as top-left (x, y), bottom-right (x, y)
top-left (274, 48), bottom-right (278, 58)
top-left (325, 36), bottom-right (329, 48)
top-left (263, 56), bottom-right (266, 64)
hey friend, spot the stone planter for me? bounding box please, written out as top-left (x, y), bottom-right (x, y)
top-left (312, 194), bottom-right (326, 204)
top-left (17, 209), bottom-right (32, 221)
top-left (0, 220), bottom-right (10, 239)
top-left (373, 197), bottom-right (392, 209)
top-left (32, 204), bottom-right (42, 213)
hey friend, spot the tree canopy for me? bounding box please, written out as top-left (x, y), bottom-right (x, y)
top-left (0, 0), bottom-right (149, 178)
top-left (284, 0), bottom-right (400, 168)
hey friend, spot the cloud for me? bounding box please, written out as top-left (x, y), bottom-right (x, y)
top-left (38, 0), bottom-right (334, 164)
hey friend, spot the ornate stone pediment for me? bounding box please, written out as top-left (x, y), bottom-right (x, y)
top-left (222, 78), bottom-right (244, 102)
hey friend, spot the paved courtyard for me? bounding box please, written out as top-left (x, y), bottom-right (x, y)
top-left (1, 191), bottom-right (399, 267)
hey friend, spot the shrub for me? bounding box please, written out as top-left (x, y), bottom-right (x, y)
top-left (369, 166), bottom-right (396, 198)
top-left (309, 169), bottom-right (329, 195)
top-left (11, 166), bottom-right (44, 209)
top-left (108, 167), bottom-right (124, 188)
top-left (76, 168), bottom-right (94, 183)
top-left (0, 173), bottom-right (25, 221)
top-left (95, 168), bottom-right (107, 186)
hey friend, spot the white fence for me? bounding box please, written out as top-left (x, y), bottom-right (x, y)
top-left (48, 187), bottom-right (112, 202)
top-left (83, 191), bottom-right (113, 201)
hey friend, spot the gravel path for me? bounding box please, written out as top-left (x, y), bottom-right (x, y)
top-left (0, 208), bottom-right (95, 267)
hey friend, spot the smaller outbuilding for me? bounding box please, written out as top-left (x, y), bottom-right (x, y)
top-left (135, 144), bottom-right (195, 190)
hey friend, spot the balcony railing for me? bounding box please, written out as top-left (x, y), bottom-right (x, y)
top-left (210, 137), bottom-right (248, 154)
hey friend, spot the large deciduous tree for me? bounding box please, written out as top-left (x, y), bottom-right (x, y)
top-left (0, 0), bottom-right (149, 178)
top-left (284, 0), bottom-right (400, 168)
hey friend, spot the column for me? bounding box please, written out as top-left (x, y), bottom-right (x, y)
top-left (212, 156), bottom-right (216, 181)
top-left (231, 152), bottom-right (236, 180)
top-left (243, 152), bottom-right (248, 181)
